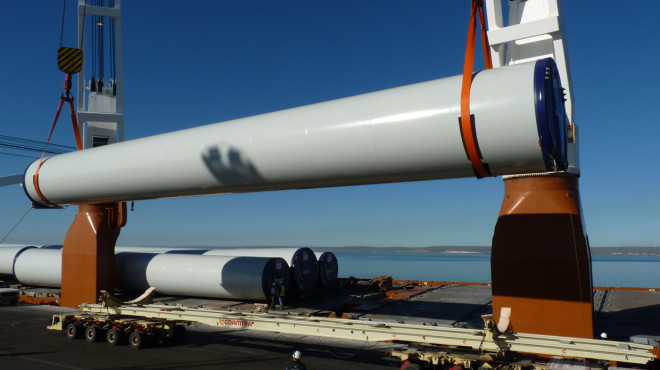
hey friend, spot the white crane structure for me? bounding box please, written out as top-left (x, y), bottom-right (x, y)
top-left (485, 0), bottom-right (578, 173)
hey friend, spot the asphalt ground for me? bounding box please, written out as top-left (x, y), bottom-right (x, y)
top-left (0, 303), bottom-right (404, 370)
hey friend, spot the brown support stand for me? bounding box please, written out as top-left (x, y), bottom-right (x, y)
top-left (60, 203), bottom-right (126, 308)
top-left (491, 174), bottom-right (593, 338)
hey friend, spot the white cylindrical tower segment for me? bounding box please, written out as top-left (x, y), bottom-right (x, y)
top-left (0, 245), bottom-right (37, 278)
top-left (13, 248), bottom-right (62, 288)
top-left (202, 247), bottom-right (318, 295)
top-left (24, 59), bottom-right (569, 207)
top-left (144, 254), bottom-right (290, 300)
top-left (8, 249), bottom-right (290, 301)
top-left (115, 252), bottom-right (291, 301)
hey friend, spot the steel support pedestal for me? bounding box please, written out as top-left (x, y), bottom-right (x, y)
top-left (491, 174), bottom-right (593, 338)
top-left (60, 203), bottom-right (126, 308)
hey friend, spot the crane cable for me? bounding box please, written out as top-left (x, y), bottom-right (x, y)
top-left (109, 0), bottom-right (116, 93)
top-left (32, 0), bottom-right (84, 207)
top-left (59, 0), bottom-right (66, 48)
top-left (459, 0), bottom-right (493, 179)
top-left (0, 207), bottom-right (33, 244)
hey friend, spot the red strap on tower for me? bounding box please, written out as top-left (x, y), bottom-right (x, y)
top-left (33, 73), bottom-right (83, 206)
top-left (460, 0), bottom-right (493, 178)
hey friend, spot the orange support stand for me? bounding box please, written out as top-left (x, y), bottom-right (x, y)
top-left (491, 174), bottom-right (594, 338)
top-left (60, 203), bottom-right (126, 308)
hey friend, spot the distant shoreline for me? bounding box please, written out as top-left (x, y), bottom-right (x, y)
top-left (133, 245), bottom-right (660, 257)
top-left (315, 246), bottom-right (660, 256)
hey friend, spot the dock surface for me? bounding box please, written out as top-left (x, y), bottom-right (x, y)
top-left (0, 304), bottom-right (395, 370)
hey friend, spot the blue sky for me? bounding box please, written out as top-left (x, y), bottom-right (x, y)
top-left (0, 1), bottom-right (658, 248)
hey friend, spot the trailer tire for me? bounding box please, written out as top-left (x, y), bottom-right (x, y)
top-left (85, 325), bottom-right (101, 343)
top-left (106, 328), bottom-right (122, 346)
top-left (174, 324), bottom-right (186, 344)
top-left (65, 323), bottom-right (81, 340)
top-left (129, 330), bottom-right (145, 349)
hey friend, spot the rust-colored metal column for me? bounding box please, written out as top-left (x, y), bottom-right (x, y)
top-left (491, 174), bottom-right (593, 338)
top-left (60, 203), bottom-right (126, 308)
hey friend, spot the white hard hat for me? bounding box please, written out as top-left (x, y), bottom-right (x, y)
top-left (292, 350), bottom-right (302, 359)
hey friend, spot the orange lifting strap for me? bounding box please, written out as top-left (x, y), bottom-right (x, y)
top-left (460, 0), bottom-right (493, 178)
top-left (33, 73), bottom-right (83, 207)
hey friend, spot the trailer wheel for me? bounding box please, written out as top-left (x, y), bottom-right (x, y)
top-left (65, 323), bottom-right (81, 340)
top-left (106, 328), bottom-right (122, 346)
top-left (129, 330), bottom-right (145, 349)
top-left (85, 325), bottom-right (101, 343)
top-left (174, 325), bottom-right (186, 344)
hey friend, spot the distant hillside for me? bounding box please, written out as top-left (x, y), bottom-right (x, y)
top-left (159, 245), bottom-right (659, 256)
top-left (589, 246), bottom-right (660, 256)
top-left (316, 246), bottom-right (660, 256)
top-left (319, 246), bottom-right (490, 254)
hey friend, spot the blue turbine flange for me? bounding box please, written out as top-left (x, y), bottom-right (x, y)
top-left (534, 58), bottom-right (569, 171)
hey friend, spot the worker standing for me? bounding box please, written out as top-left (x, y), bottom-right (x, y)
top-left (269, 282), bottom-right (278, 310)
top-left (278, 282), bottom-right (286, 310)
top-left (286, 350), bottom-right (307, 370)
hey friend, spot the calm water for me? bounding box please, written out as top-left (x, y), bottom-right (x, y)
top-left (333, 252), bottom-right (660, 288)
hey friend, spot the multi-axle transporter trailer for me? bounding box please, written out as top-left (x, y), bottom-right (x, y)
top-left (47, 301), bottom-right (657, 369)
top-left (48, 312), bottom-right (187, 349)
